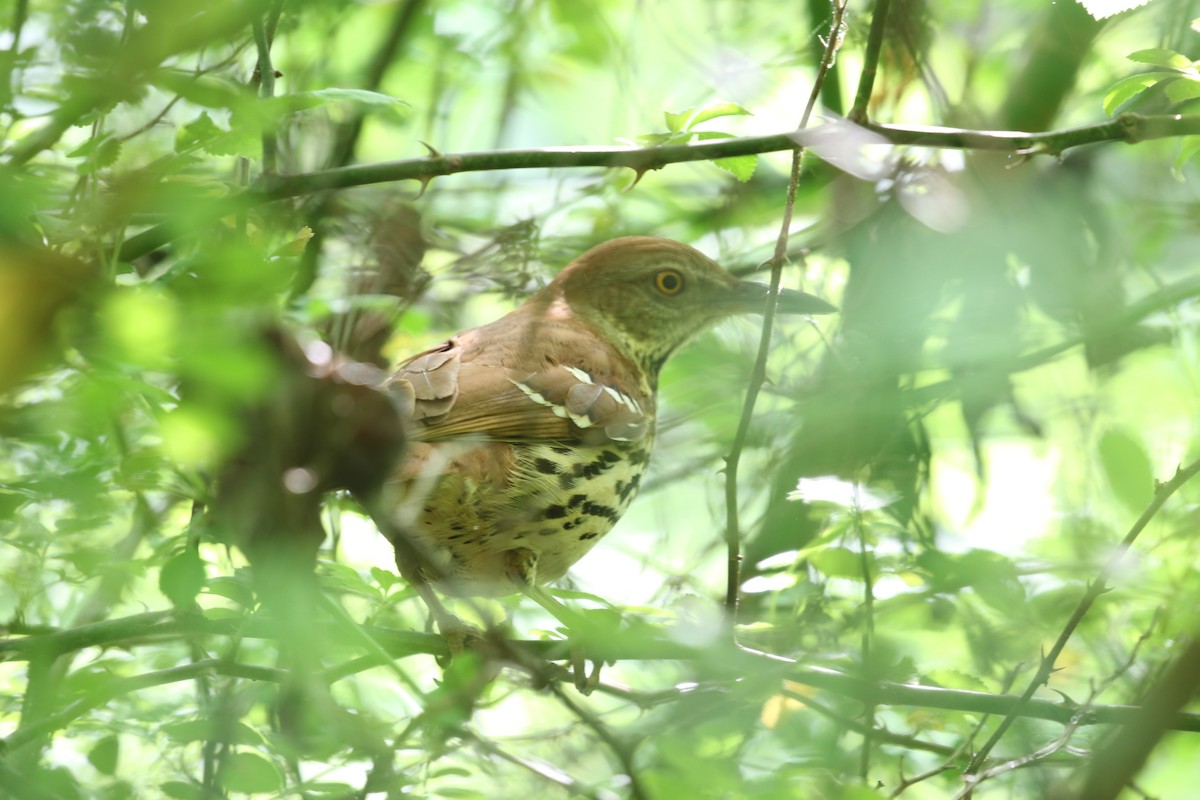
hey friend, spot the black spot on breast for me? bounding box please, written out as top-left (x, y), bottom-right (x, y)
top-left (581, 501), bottom-right (619, 522)
top-left (568, 493), bottom-right (586, 508)
top-left (542, 504), bottom-right (567, 519)
top-left (551, 446), bottom-right (572, 455)
top-left (563, 519), bottom-right (580, 530)
top-left (617, 473), bottom-right (643, 503)
top-left (574, 449), bottom-right (623, 480)
top-left (537, 527), bottom-right (558, 536)
top-left (578, 532), bottom-right (599, 541)
top-left (628, 448), bottom-right (650, 466)
top-left (533, 458), bottom-right (559, 475)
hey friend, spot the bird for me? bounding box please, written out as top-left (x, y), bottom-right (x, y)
top-left (381, 236), bottom-right (835, 600)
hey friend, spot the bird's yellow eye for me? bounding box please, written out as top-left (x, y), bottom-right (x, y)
top-left (655, 269), bottom-right (684, 295)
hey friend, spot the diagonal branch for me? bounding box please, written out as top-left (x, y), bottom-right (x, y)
top-left (965, 456), bottom-right (1200, 774)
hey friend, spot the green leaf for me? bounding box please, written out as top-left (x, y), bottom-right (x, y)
top-left (87, 735), bottom-right (119, 775)
top-left (162, 719), bottom-right (265, 746)
top-left (809, 546), bottom-right (870, 579)
top-left (664, 102), bottom-right (751, 133)
top-left (160, 782), bottom-right (202, 800)
top-left (175, 112), bottom-right (224, 153)
top-left (1128, 48), bottom-right (1195, 71)
top-left (664, 107), bottom-right (694, 133)
top-left (220, 751), bottom-right (283, 794)
top-left (204, 575), bottom-right (255, 607)
top-left (1165, 78), bottom-right (1200, 104)
top-left (67, 134), bottom-right (121, 175)
top-left (1174, 135), bottom-right (1200, 174)
top-left (318, 561), bottom-right (379, 599)
top-left (713, 155), bottom-right (758, 181)
top-left (151, 70), bottom-right (243, 109)
top-left (263, 88), bottom-right (409, 118)
top-left (370, 566), bottom-right (396, 590)
top-left (1098, 428), bottom-right (1155, 512)
top-left (1103, 72), bottom-right (1179, 115)
top-left (159, 549), bottom-right (206, 608)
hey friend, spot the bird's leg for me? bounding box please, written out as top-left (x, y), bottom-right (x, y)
top-left (506, 549), bottom-right (600, 694)
top-left (358, 495), bottom-right (480, 655)
top-left (390, 549), bottom-right (479, 657)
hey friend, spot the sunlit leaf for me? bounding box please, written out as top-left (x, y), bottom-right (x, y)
top-left (1127, 48), bottom-right (1196, 72)
top-left (1165, 79), bottom-right (1200, 104)
top-left (1103, 72), bottom-right (1178, 115)
top-left (1098, 428), bottom-right (1155, 512)
top-left (1076, 0), bottom-right (1152, 20)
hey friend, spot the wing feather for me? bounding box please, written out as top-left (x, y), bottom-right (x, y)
top-left (387, 339), bottom-right (648, 444)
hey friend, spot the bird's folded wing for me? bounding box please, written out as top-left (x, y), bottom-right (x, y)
top-left (388, 341), bottom-right (647, 444)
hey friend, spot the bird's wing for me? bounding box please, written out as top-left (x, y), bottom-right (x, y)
top-left (387, 339), bottom-right (648, 444)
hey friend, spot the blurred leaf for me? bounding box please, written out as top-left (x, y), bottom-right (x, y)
top-left (1165, 78), bottom-right (1200, 104)
top-left (68, 134), bottom-right (121, 175)
top-left (87, 735), bottom-right (120, 775)
top-left (160, 782), bottom-right (203, 800)
top-left (219, 751), bottom-right (283, 794)
top-left (159, 549), bottom-right (206, 608)
top-left (1099, 428), bottom-right (1155, 512)
top-left (162, 719), bottom-right (265, 746)
top-left (1175, 135), bottom-right (1200, 173)
top-left (1127, 48), bottom-right (1197, 72)
top-left (665, 102), bottom-right (751, 132)
top-left (809, 547), bottom-right (869, 579)
top-left (204, 575), bottom-right (255, 607)
top-left (370, 566), bottom-right (396, 590)
top-left (151, 70), bottom-right (243, 108)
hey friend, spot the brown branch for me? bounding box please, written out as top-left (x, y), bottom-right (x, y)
top-left (7, 612), bottom-right (1200, 754)
top-left (115, 112), bottom-right (1200, 263)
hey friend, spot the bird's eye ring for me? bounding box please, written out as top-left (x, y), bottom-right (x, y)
top-left (655, 269), bottom-right (684, 296)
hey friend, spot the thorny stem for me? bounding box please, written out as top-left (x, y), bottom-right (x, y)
top-left (722, 0), bottom-right (847, 614)
top-left (965, 457), bottom-right (1200, 774)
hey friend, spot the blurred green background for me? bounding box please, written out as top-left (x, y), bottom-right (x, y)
top-left (2, 0), bottom-right (1200, 798)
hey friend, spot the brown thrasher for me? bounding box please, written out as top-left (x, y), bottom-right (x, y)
top-left (383, 236), bottom-right (834, 598)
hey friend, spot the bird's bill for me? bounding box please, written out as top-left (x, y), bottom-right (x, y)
top-left (728, 280), bottom-right (838, 315)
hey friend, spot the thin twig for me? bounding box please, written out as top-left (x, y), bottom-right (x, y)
top-left (849, 0), bottom-right (893, 121)
top-left (966, 457), bottom-right (1200, 774)
top-left (251, 14), bottom-right (277, 175)
top-left (549, 684), bottom-right (648, 800)
top-left (464, 729), bottom-right (605, 800)
top-left (722, 0), bottom-right (847, 613)
top-left (856, 487), bottom-right (876, 780)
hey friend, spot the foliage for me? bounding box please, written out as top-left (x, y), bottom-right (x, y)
top-left (2, 0), bottom-right (1200, 799)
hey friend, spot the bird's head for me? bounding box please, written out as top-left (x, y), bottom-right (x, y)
top-left (539, 236), bottom-right (836, 375)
